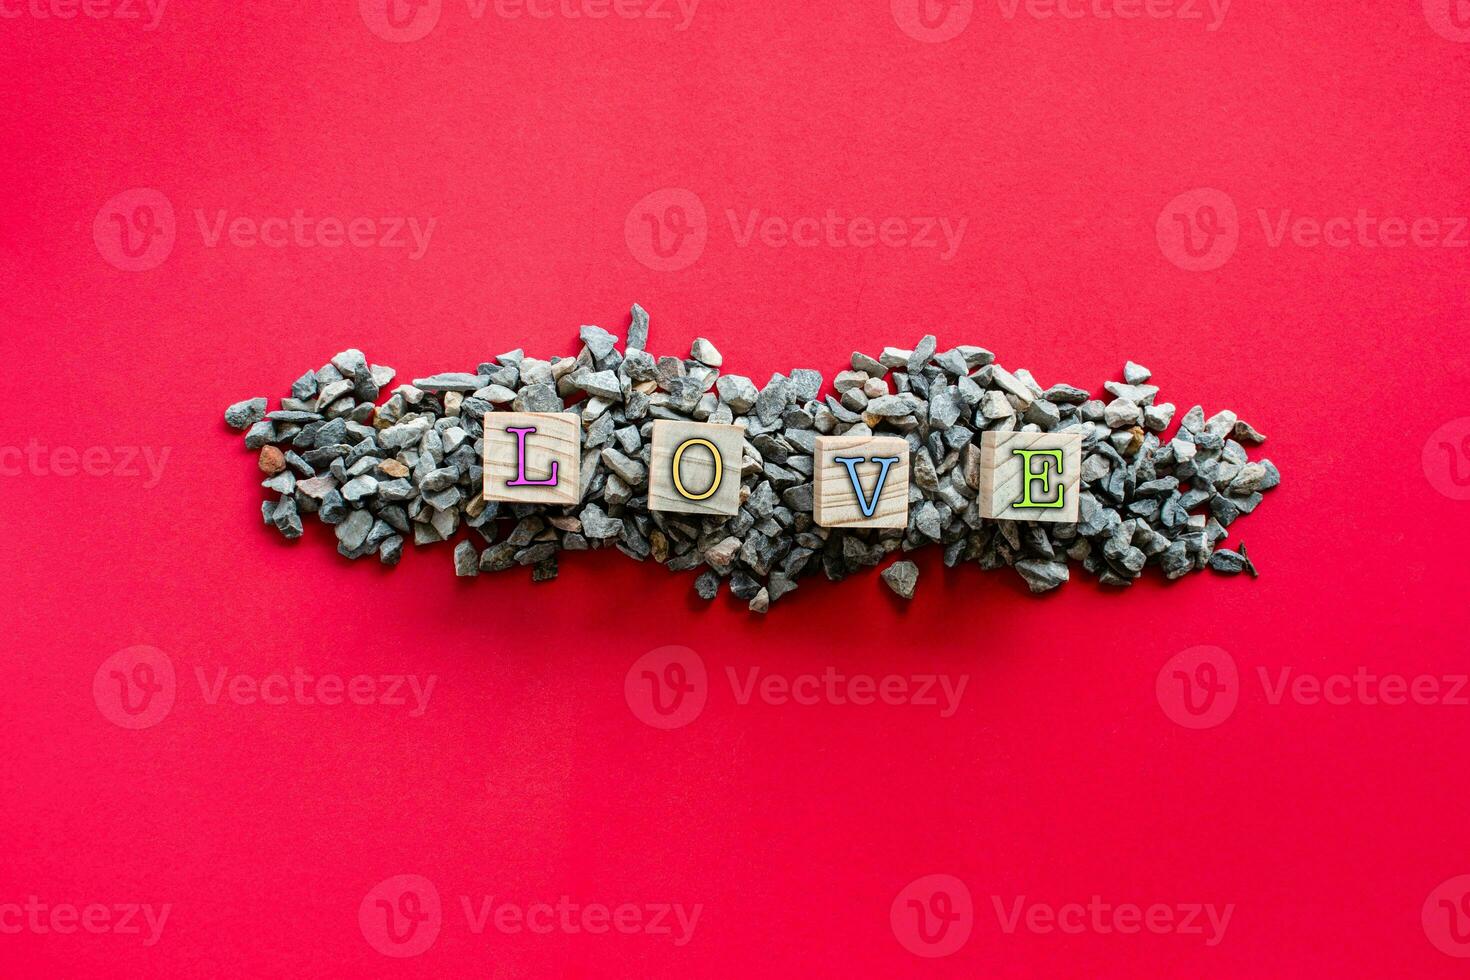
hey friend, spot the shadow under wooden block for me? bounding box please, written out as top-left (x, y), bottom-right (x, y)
top-left (978, 429), bottom-right (1082, 523)
top-left (649, 419), bottom-right (744, 516)
top-left (813, 434), bottom-right (910, 528)
top-left (483, 412), bottom-right (581, 506)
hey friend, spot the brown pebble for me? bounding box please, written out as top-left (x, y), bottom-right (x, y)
top-left (1123, 425), bottom-right (1146, 455)
top-left (258, 446), bottom-right (286, 474)
top-left (378, 458), bottom-right (410, 479)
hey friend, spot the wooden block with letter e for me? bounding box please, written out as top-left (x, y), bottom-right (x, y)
top-left (482, 412), bottom-right (581, 506)
top-left (978, 429), bottom-right (1082, 523)
top-left (812, 435), bottom-right (910, 528)
top-left (648, 419), bottom-right (744, 516)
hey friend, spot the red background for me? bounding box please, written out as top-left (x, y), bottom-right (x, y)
top-left (3, 1), bottom-right (1469, 975)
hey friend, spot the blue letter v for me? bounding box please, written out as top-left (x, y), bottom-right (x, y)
top-left (833, 455), bottom-right (898, 518)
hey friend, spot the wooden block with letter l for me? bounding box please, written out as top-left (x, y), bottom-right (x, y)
top-left (812, 435), bottom-right (910, 529)
top-left (649, 419), bottom-right (744, 516)
top-left (482, 411), bottom-right (581, 506)
top-left (978, 429), bottom-right (1083, 523)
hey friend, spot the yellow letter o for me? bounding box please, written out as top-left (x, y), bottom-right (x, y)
top-left (672, 438), bottom-right (721, 501)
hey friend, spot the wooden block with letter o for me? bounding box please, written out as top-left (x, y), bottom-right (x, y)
top-left (978, 429), bottom-right (1082, 523)
top-left (483, 411), bottom-right (581, 506)
top-left (812, 434), bottom-right (910, 528)
top-left (649, 419), bottom-right (744, 516)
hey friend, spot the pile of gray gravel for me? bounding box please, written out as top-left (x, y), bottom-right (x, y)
top-left (226, 304), bottom-right (1279, 611)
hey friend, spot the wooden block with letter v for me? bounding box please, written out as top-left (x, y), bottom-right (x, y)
top-left (648, 419), bottom-right (744, 516)
top-left (978, 429), bottom-right (1082, 523)
top-left (812, 434), bottom-right (910, 529)
top-left (482, 411), bottom-right (581, 506)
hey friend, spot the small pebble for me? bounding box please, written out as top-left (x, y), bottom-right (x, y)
top-left (225, 397), bottom-right (267, 430)
top-left (881, 561), bottom-right (919, 599)
top-left (258, 446), bottom-right (286, 474)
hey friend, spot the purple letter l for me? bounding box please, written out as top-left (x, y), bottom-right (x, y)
top-left (504, 426), bottom-right (558, 486)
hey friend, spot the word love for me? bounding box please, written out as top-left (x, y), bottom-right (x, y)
top-left (484, 417), bottom-right (1082, 525)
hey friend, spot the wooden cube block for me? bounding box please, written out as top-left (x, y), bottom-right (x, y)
top-left (648, 419), bottom-right (744, 516)
top-left (813, 435), bottom-right (910, 528)
top-left (978, 429), bottom-right (1082, 523)
top-left (482, 412), bottom-right (581, 506)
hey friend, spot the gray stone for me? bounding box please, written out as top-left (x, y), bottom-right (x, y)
top-left (335, 509), bottom-right (373, 551)
top-left (1104, 398), bottom-right (1142, 428)
top-left (513, 384), bottom-right (563, 413)
top-left (1015, 559), bottom-right (1069, 593)
top-left (907, 335), bottom-right (937, 374)
top-left (454, 540), bottom-right (479, 576)
top-left (628, 303), bottom-right (650, 350)
top-left (225, 398), bottom-right (267, 430)
top-left (1144, 402), bottom-right (1176, 432)
top-left (579, 324), bottom-right (618, 359)
top-left (331, 349), bottom-right (369, 378)
top-left (881, 560), bottom-right (919, 599)
top-left (580, 503), bottom-right (624, 539)
top-left (690, 337), bottom-right (722, 367)
top-left (341, 475), bottom-right (378, 502)
top-left (272, 496), bottom-right (303, 539)
top-left (1233, 419), bottom-right (1267, 445)
top-left (413, 373), bottom-right (488, 393)
top-left (1208, 548), bottom-right (1246, 575)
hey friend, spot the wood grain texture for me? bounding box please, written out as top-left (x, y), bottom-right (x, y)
top-left (648, 419), bottom-right (744, 516)
top-left (482, 412), bottom-right (581, 506)
top-left (978, 429), bottom-right (1082, 523)
top-left (812, 435), bottom-right (909, 528)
